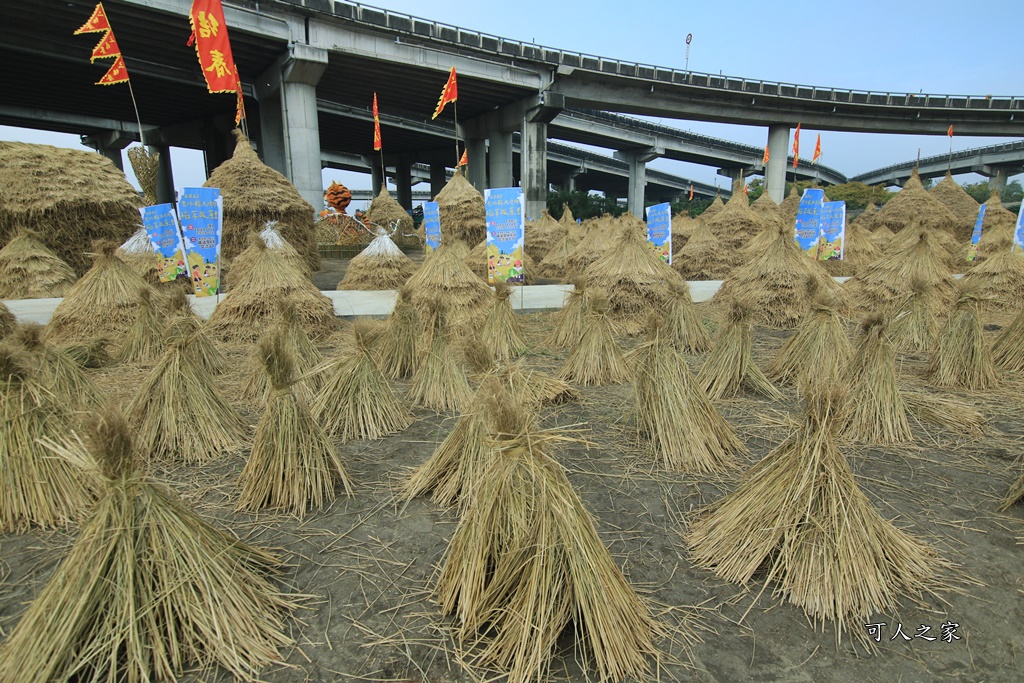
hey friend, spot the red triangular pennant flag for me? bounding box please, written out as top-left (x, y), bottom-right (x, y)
top-left (75, 3), bottom-right (111, 34)
top-left (947, 124), bottom-right (954, 138)
top-left (432, 67), bottom-right (458, 120)
top-left (90, 30), bottom-right (121, 62)
top-left (96, 54), bottom-right (130, 85)
top-left (792, 123), bottom-right (801, 168)
top-left (458, 149), bottom-right (468, 167)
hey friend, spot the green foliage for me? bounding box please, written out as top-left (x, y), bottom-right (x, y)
top-left (546, 190), bottom-right (625, 220)
top-left (746, 178), bottom-right (765, 203)
top-left (670, 196), bottom-right (714, 217)
top-left (1002, 180), bottom-right (1023, 205)
top-left (962, 179), bottom-right (1022, 205)
top-left (821, 182), bottom-right (894, 210)
top-left (961, 182), bottom-right (993, 204)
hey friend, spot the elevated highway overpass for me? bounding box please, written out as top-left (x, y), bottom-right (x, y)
top-left (852, 141), bottom-right (1024, 189)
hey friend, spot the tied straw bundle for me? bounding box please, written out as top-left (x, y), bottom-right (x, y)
top-left (0, 228), bottom-right (77, 298)
top-left (887, 277), bottom-right (944, 354)
top-left (557, 290), bottom-right (630, 386)
top-left (548, 277), bottom-right (589, 348)
top-left (698, 302), bottom-right (782, 400)
top-left (243, 299), bottom-right (324, 404)
top-left (480, 280), bottom-right (527, 361)
top-left (408, 302), bottom-right (474, 413)
top-left (0, 408), bottom-right (298, 683)
top-left (662, 279), bottom-right (713, 354)
top-left (238, 333), bottom-right (351, 516)
top-left (11, 322), bottom-right (103, 408)
top-left (115, 288), bottom-right (165, 364)
top-left (377, 284), bottom-right (423, 379)
top-left (164, 287), bottom-right (226, 374)
top-left (766, 285), bottom-right (852, 392)
top-left (992, 307), bottom-right (1024, 372)
top-left (927, 285), bottom-right (1000, 391)
top-left (841, 316), bottom-right (913, 445)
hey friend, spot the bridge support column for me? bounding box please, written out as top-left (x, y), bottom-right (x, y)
top-left (465, 138), bottom-right (487, 193)
top-left (615, 147), bottom-right (660, 219)
top-left (990, 167), bottom-right (1009, 194)
top-left (371, 164), bottom-right (384, 197)
top-left (488, 131), bottom-right (513, 188)
top-left (718, 167), bottom-right (749, 195)
top-left (395, 158), bottom-right (413, 210)
top-left (147, 144), bottom-right (175, 205)
top-left (258, 95), bottom-right (286, 176)
top-left (81, 131), bottom-right (131, 172)
top-left (766, 125), bottom-right (790, 204)
top-left (430, 163), bottom-right (447, 197)
top-left (521, 119), bottom-right (548, 221)
top-left (281, 46), bottom-right (328, 210)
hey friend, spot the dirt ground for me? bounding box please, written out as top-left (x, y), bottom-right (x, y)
top-left (2, 260), bottom-right (1024, 683)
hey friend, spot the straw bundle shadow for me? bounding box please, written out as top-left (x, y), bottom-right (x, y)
top-left (0, 408), bottom-right (297, 683)
top-left (365, 186), bottom-right (417, 247)
top-left (0, 141), bottom-right (141, 275)
top-left (927, 286), bottom-right (1000, 391)
top-left (378, 285), bottom-right (423, 379)
top-left (632, 320), bottom-right (744, 472)
top-left (0, 228), bottom-right (77, 298)
top-left (557, 291), bottom-right (630, 386)
top-left (238, 334), bottom-right (351, 516)
top-left (115, 288), bottom-right (165, 365)
top-left (408, 303), bottom-right (474, 412)
top-left (337, 227), bottom-right (418, 290)
top-left (868, 171), bottom-right (958, 237)
top-left (205, 130), bottom-right (319, 272)
top-left (766, 290), bottom-right (852, 391)
top-left (524, 210), bottom-right (564, 262)
top-left (686, 387), bottom-right (945, 640)
top-left (706, 190), bottom-right (769, 249)
top-left (481, 281), bottom-right (528, 361)
top-left (45, 240), bottom-right (153, 347)
top-left (672, 218), bottom-right (742, 281)
top-left (126, 320), bottom-right (245, 463)
top-left (242, 300), bottom-right (324, 403)
top-left (405, 241), bottom-right (492, 332)
top-left (0, 346), bottom-right (97, 532)
top-left (206, 239), bottom-right (338, 342)
top-left (961, 252), bottom-right (1024, 311)
top-left (992, 308), bottom-right (1024, 372)
top-left (435, 169), bottom-right (486, 246)
top-left (464, 238), bottom-right (537, 285)
top-left (11, 322), bottom-right (102, 408)
top-left (662, 279), bottom-right (713, 353)
top-left (534, 224), bottom-right (584, 280)
top-left (888, 277), bottom-right (944, 353)
top-left (0, 302), bottom-right (15, 339)
top-left (435, 413), bottom-right (660, 683)
top-left (311, 320), bottom-right (413, 440)
top-left (929, 172), bottom-right (980, 241)
top-left (840, 317), bottom-right (913, 445)
top-left (548, 278), bottom-right (589, 348)
top-left (712, 221), bottom-right (845, 329)
top-left (844, 229), bottom-right (956, 315)
top-left (698, 303), bottom-right (783, 400)
top-left (164, 288), bottom-right (227, 375)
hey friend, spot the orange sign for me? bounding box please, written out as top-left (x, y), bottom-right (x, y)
top-left (188, 0), bottom-right (239, 94)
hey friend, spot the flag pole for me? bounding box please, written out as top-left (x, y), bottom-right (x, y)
top-left (125, 77), bottom-right (146, 148)
top-left (948, 134), bottom-right (953, 174)
top-left (453, 99), bottom-right (461, 168)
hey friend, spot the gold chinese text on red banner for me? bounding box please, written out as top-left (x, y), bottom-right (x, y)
top-left (74, 3), bottom-right (129, 85)
top-left (188, 0), bottom-right (239, 93)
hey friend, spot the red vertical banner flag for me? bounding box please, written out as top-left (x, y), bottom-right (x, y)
top-left (812, 134), bottom-right (821, 163)
top-left (189, 0), bottom-right (240, 94)
top-left (762, 145), bottom-right (770, 165)
top-left (792, 123), bottom-right (801, 168)
top-left (432, 67), bottom-right (458, 119)
top-left (74, 3), bottom-right (130, 85)
top-left (373, 93), bottom-right (382, 151)
top-left (948, 124), bottom-right (954, 137)
top-left (688, 184), bottom-right (694, 201)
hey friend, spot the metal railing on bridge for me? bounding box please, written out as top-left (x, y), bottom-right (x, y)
top-left (853, 140), bottom-right (1024, 180)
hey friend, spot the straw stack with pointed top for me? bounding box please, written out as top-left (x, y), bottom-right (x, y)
top-left (0, 302), bottom-right (15, 339)
top-left (706, 188), bottom-right (769, 249)
top-left (115, 288), bottom-right (164, 365)
top-left (45, 240), bottom-right (153, 347)
top-left (698, 302), bottom-right (783, 400)
top-left (10, 322), bottom-right (103, 408)
top-left (632, 317), bottom-right (744, 472)
top-left (969, 194), bottom-right (1017, 265)
top-left (766, 287), bottom-right (852, 391)
top-left (435, 406), bottom-right (661, 683)
top-left (242, 299), bottom-right (324, 403)
top-left (670, 211), bottom-right (696, 249)
top-left (548, 277), bottom-right (590, 348)
top-left (557, 290), bottom-right (630, 386)
top-left (481, 280), bottom-right (528, 361)
top-left (930, 172), bottom-right (980, 242)
top-left (869, 171), bottom-right (959, 238)
top-left (927, 285), bottom-right (1000, 391)
top-left (887, 276), bottom-right (944, 353)
top-left (377, 285), bottom-right (423, 379)
top-left (312, 319), bottom-right (413, 440)
top-left (409, 302), bottom-right (474, 412)
top-left (662, 278), bottom-right (713, 353)
top-left (844, 229), bottom-right (956, 314)
top-left (0, 346), bottom-right (97, 532)
top-left (869, 223), bottom-right (896, 250)
top-left (127, 319), bottom-right (245, 463)
top-left (0, 228), bottom-right (77, 298)
top-left (564, 217), bottom-right (617, 278)
top-left (238, 334), bottom-right (351, 516)
top-left (672, 218), bottom-right (740, 280)
top-left (687, 386), bottom-right (945, 640)
top-left (841, 316), bottom-right (913, 445)
top-left (337, 226), bottom-right (418, 290)
top-left (535, 222), bottom-right (584, 280)
top-left (992, 308), bottom-right (1024, 372)
top-left (524, 210), bottom-right (564, 263)
top-left (164, 287), bottom-right (226, 375)
top-left (405, 241), bottom-right (492, 330)
top-left (225, 223), bottom-right (311, 291)
top-left (435, 169), bottom-right (487, 246)
top-left (750, 190), bottom-right (785, 227)
top-left (703, 194), bottom-right (727, 220)
top-left (962, 253), bottom-right (1024, 312)
top-left (365, 186), bottom-right (417, 247)
top-left (116, 226), bottom-right (162, 285)
top-left (779, 186), bottom-right (802, 226)
top-left (0, 408), bottom-right (297, 683)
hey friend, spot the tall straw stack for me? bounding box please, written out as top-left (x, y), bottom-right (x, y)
top-left (0, 228), bottom-right (77, 298)
top-left (365, 186), bottom-right (417, 247)
top-left (703, 194), bottom-right (726, 220)
top-left (535, 224), bottom-right (584, 280)
top-left (930, 172), bottom-right (980, 242)
top-left (405, 241), bottom-right (492, 331)
top-left (0, 346), bottom-right (97, 532)
top-left (670, 212), bottom-right (696, 249)
top-left (966, 193), bottom-right (1019, 265)
top-left (992, 308), bottom-right (1024, 372)
top-left (888, 277), bottom-right (944, 353)
top-left (205, 130), bottom-right (319, 271)
top-left (698, 302), bottom-right (782, 400)
top-left (868, 171), bottom-right (958, 238)
top-left (672, 218), bottom-right (740, 281)
top-left (238, 334), bottom-right (351, 515)
top-left (378, 285), bottom-right (423, 379)
top-left (524, 210), bottom-right (564, 263)
top-left (662, 279), bottom-right (713, 353)
top-left (481, 281), bottom-right (528, 361)
top-left (779, 186), bottom-right (802, 226)
top-left (0, 141), bottom-right (141, 275)
top-left (687, 387), bottom-right (944, 640)
top-left (336, 227), bottom-right (418, 290)
top-left (435, 169), bottom-right (486, 246)
top-left (844, 229), bottom-right (956, 314)
top-left (705, 190), bottom-right (769, 249)
top-left (557, 291), bottom-right (630, 386)
top-left (313, 320), bottom-right (413, 440)
top-left (45, 240), bottom-right (153, 347)
top-left (435, 410), bottom-right (660, 683)
top-left (750, 190), bottom-right (785, 227)
top-left (927, 286), bottom-right (1000, 391)
top-left (564, 216), bottom-right (616, 278)
top-left (409, 303), bottom-right (474, 412)
top-left (632, 319), bottom-right (744, 472)
top-left (226, 223), bottom-right (312, 291)
top-left (961, 251), bottom-right (1024, 312)
top-left (766, 289), bottom-right (852, 391)
top-left (841, 317), bottom-right (913, 445)
top-left (0, 408), bottom-right (297, 683)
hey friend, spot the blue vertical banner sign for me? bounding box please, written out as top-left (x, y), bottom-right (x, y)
top-left (423, 201), bottom-right (442, 253)
top-left (177, 187), bottom-right (223, 297)
top-left (966, 204), bottom-right (988, 261)
top-left (140, 203), bottom-right (187, 282)
top-left (816, 200), bottom-right (846, 260)
top-left (794, 188), bottom-right (825, 258)
top-left (484, 187), bottom-right (526, 284)
top-left (1014, 204), bottom-right (1024, 255)
top-left (646, 202), bottom-right (672, 265)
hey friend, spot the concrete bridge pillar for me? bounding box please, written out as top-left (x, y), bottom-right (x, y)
top-left (371, 164), bottom-right (384, 197)
top-left (991, 167), bottom-right (1009, 194)
top-left (430, 163), bottom-right (447, 197)
top-left (147, 144), bottom-right (175, 205)
top-left (521, 119), bottom-right (548, 221)
top-left (766, 125), bottom-right (790, 204)
top-left (488, 130), bottom-right (514, 188)
top-left (718, 166), bottom-right (749, 193)
top-left (615, 147), bottom-right (660, 219)
top-left (466, 138), bottom-right (487, 193)
top-left (81, 130), bottom-right (131, 172)
top-left (395, 158), bottom-right (413, 210)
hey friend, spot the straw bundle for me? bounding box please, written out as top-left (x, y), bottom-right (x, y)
top-left (750, 190), bottom-right (785, 226)
top-left (672, 219), bottom-right (740, 281)
top-left (115, 288), bottom-right (165, 365)
top-left (205, 130), bottom-right (319, 271)
top-left (126, 321), bottom-right (245, 463)
top-left (489, 360), bottom-right (582, 409)
top-left (670, 212), bottom-right (696, 249)
top-left (662, 279), bottom-right (713, 353)
top-left (11, 323), bottom-right (102, 408)
top-left (713, 221), bottom-right (845, 329)
top-left (585, 220), bottom-right (686, 334)
top-left (164, 288), bottom-right (226, 375)
top-left (405, 241), bottom-right (492, 331)
top-left (686, 387), bottom-right (944, 639)
top-left (0, 141), bottom-right (141, 275)
top-left (116, 226), bottom-right (162, 285)
top-left (887, 277), bottom-right (944, 353)
top-left (548, 278), bottom-right (589, 348)
top-left (464, 238), bottom-right (537, 285)
top-left (365, 186), bottom-right (417, 247)
top-left (126, 145), bottom-right (160, 205)
top-left (524, 210), bottom-right (564, 262)
top-left (225, 222), bottom-right (312, 291)
top-left (844, 229), bottom-right (956, 314)
top-left (841, 317), bottom-right (913, 445)
top-left (242, 300), bottom-right (324, 403)
top-left (886, 219), bottom-right (961, 267)
top-left (779, 186), bottom-right (802, 226)
top-left (962, 251), bottom-right (1024, 312)
top-left (992, 308), bottom-right (1024, 372)
top-left (238, 335), bottom-right (351, 515)
top-left (481, 281), bottom-right (528, 361)
top-left (869, 171), bottom-right (958, 237)
top-left (902, 391), bottom-right (987, 436)
top-left (930, 172), bottom-right (980, 241)
top-left (869, 223), bottom-right (896, 250)
top-left (312, 320), bottom-right (412, 440)
top-left (0, 228), bottom-right (77, 298)
top-left (337, 227), bottom-right (418, 290)
top-left (45, 240), bottom-right (153, 347)
top-left (632, 321), bottom-right (744, 472)
top-left (409, 303), bottom-right (474, 412)
top-left (557, 292), bottom-right (630, 386)
top-left (698, 302), bottom-right (782, 400)
top-left (0, 408), bottom-right (296, 683)
top-left (564, 217), bottom-right (616, 277)
top-left (969, 193), bottom-right (1019, 265)
top-left (206, 240), bottom-right (337, 342)
top-left (378, 285), bottom-right (423, 379)
top-left (435, 169), bottom-right (486, 246)
top-left (435, 414), bottom-right (659, 683)
top-left (706, 190), bottom-right (769, 249)
top-left (0, 346), bottom-right (97, 532)
top-left (766, 291), bottom-right (852, 391)
top-left (534, 225), bottom-right (584, 280)
top-left (927, 286), bottom-right (1000, 391)
top-left (703, 194), bottom-right (726, 220)
top-left (0, 302), bottom-right (14, 339)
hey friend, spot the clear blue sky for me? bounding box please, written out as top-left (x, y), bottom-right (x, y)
top-left (2, 0), bottom-right (1019, 209)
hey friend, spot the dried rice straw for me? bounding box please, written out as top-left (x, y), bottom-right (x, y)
top-left (481, 281), bottom-right (528, 361)
top-left (557, 291), bottom-right (630, 386)
top-left (408, 303), bottom-right (474, 413)
top-left (698, 303), bottom-right (782, 400)
top-left (927, 285), bottom-right (1000, 391)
